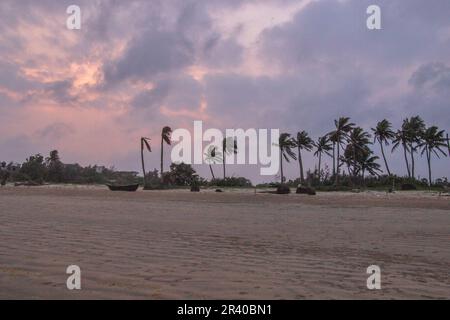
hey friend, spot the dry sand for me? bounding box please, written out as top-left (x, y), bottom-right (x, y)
top-left (0, 186), bottom-right (449, 299)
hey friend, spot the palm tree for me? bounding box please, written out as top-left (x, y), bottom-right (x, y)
top-left (329, 117), bottom-right (355, 185)
top-left (278, 133), bottom-right (297, 183)
top-left (371, 119), bottom-right (395, 176)
top-left (447, 133), bottom-right (450, 157)
top-left (404, 116), bottom-right (425, 179)
top-left (392, 127), bottom-right (411, 177)
top-left (160, 126), bottom-right (172, 177)
top-left (204, 145), bottom-right (222, 180)
top-left (360, 152), bottom-right (382, 185)
top-left (295, 131), bottom-right (313, 183)
top-left (222, 137), bottom-right (238, 179)
top-left (140, 137), bottom-right (152, 186)
top-left (328, 131), bottom-right (339, 176)
top-left (313, 136), bottom-right (332, 182)
top-left (418, 126), bottom-right (447, 186)
top-left (346, 127), bottom-right (371, 181)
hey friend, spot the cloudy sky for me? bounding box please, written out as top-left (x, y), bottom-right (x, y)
top-left (0, 0), bottom-right (449, 182)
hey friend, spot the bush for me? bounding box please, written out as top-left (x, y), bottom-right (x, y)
top-left (276, 184), bottom-right (291, 194)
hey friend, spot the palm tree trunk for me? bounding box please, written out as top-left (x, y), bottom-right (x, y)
top-left (332, 142), bottom-right (336, 176)
top-left (402, 143), bottom-right (410, 177)
top-left (379, 141), bottom-right (391, 176)
top-left (160, 137), bottom-right (164, 177)
top-left (280, 148), bottom-right (284, 183)
top-left (298, 147), bottom-right (304, 183)
top-left (426, 147), bottom-right (432, 187)
top-left (209, 165), bottom-right (215, 180)
top-left (335, 142), bottom-right (340, 185)
top-left (222, 154), bottom-right (226, 179)
top-left (141, 143), bottom-right (146, 187)
top-left (410, 143), bottom-right (415, 179)
top-left (318, 153), bottom-right (322, 183)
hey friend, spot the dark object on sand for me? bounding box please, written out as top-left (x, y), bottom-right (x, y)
top-left (106, 184), bottom-right (139, 192)
top-left (296, 186), bottom-right (316, 195)
top-left (1, 179), bottom-right (6, 186)
top-left (215, 189), bottom-right (223, 192)
top-left (190, 185), bottom-right (200, 192)
top-left (276, 184), bottom-right (290, 194)
top-left (401, 183), bottom-right (417, 191)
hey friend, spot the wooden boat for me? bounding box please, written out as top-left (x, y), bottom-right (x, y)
top-left (106, 184), bottom-right (139, 192)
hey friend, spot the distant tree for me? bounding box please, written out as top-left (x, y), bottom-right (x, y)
top-left (402, 116), bottom-right (425, 179)
top-left (161, 127), bottom-right (172, 177)
top-left (418, 126), bottom-right (447, 186)
top-left (371, 119), bottom-right (395, 176)
top-left (46, 150), bottom-right (64, 183)
top-left (20, 154), bottom-right (47, 183)
top-left (222, 137), bottom-right (238, 179)
top-left (392, 126), bottom-right (411, 177)
top-left (329, 117), bottom-right (355, 185)
top-left (166, 162), bottom-right (197, 186)
top-left (295, 131), bottom-right (313, 183)
top-left (204, 145), bottom-right (222, 180)
top-left (313, 136), bottom-right (332, 182)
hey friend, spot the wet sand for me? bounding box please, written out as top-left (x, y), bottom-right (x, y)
top-left (0, 186), bottom-right (449, 299)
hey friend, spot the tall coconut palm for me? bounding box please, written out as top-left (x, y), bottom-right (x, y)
top-left (295, 131), bottom-right (313, 183)
top-left (313, 136), bottom-right (332, 182)
top-left (222, 137), bottom-right (238, 179)
top-left (329, 117), bottom-right (355, 185)
top-left (278, 133), bottom-right (297, 183)
top-left (160, 126), bottom-right (172, 177)
top-left (392, 127), bottom-right (411, 177)
top-left (140, 137), bottom-right (152, 186)
top-left (404, 116), bottom-right (425, 179)
top-left (204, 145), bottom-right (222, 180)
top-left (418, 126), bottom-right (447, 186)
top-left (371, 119), bottom-right (395, 176)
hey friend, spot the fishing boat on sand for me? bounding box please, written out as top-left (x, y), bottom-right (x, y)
top-left (106, 184), bottom-right (139, 192)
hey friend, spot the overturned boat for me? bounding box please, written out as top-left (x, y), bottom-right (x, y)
top-left (106, 184), bottom-right (139, 192)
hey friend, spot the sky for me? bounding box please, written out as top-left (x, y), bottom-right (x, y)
top-left (0, 0), bottom-right (449, 183)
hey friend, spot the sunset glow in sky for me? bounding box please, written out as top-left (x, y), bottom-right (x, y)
top-left (0, 0), bottom-right (449, 181)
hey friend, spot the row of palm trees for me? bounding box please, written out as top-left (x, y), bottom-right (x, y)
top-left (278, 116), bottom-right (449, 186)
top-left (140, 127), bottom-right (239, 185)
top-left (141, 117), bottom-right (448, 187)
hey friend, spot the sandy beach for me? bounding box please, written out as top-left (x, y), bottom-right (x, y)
top-left (0, 186), bottom-right (449, 299)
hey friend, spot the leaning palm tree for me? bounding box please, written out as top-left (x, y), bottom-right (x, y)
top-left (295, 131), bottom-right (313, 183)
top-left (277, 133), bottom-right (297, 183)
top-left (140, 137), bottom-right (152, 186)
top-left (222, 137), bottom-right (238, 179)
top-left (313, 136), bottom-right (332, 182)
top-left (371, 119), bottom-right (395, 176)
top-left (204, 145), bottom-right (222, 180)
top-left (160, 126), bottom-right (172, 177)
top-left (329, 117), bottom-right (355, 185)
top-left (418, 126), bottom-right (447, 186)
